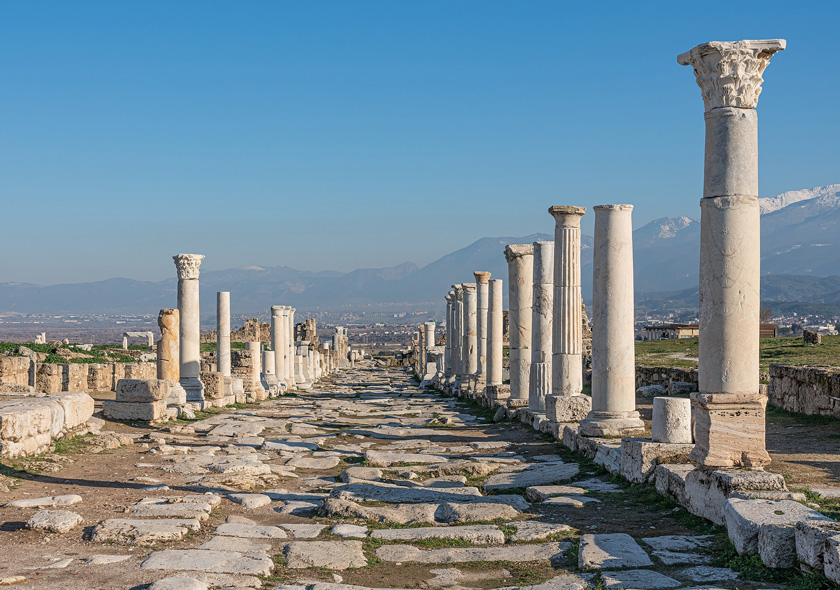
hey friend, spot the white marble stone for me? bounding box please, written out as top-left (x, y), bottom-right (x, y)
top-left (652, 397), bottom-right (692, 444)
top-left (217, 292), bottom-right (231, 377)
top-left (505, 244), bottom-right (534, 401)
top-left (174, 254), bottom-right (205, 402)
top-left (580, 206), bottom-right (643, 437)
top-left (529, 241), bottom-right (553, 412)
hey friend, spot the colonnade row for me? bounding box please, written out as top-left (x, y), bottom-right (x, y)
top-left (415, 38), bottom-right (786, 472)
top-left (170, 253), bottom-right (351, 407)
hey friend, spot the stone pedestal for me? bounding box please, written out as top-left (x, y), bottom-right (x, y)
top-left (547, 205), bottom-right (590, 421)
top-left (580, 206), bottom-right (643, 437)
top-left (505, 244), bottom-right (534, 401)
top-left (473, 271), bottom-right (491, 388)
top-left (173, 254), bottom-right (205, 403)
top-left (678, 39), bottom-right (785, 468)
top-left (484, 279), bottom-right (504, 395)
top-left (652, 397), bottom-right (692, 444)
top-left (529, 241), bottom-right (553, 412)
top-left (217, 292), bottom-right (231, 377)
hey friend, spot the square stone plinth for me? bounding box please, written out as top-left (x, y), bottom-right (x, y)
top-left (690, 392), bottom-right (770, 468)
top-left (620, 439), bottom-right (694, 484)
top-left (546, 394), bottom-right (591, 422)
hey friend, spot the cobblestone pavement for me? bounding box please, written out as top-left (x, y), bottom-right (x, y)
top-left (0, 364), bottom-right (768, 590)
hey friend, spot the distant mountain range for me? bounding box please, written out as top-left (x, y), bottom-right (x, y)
top-left (1, 185), bottom-right (838, 318)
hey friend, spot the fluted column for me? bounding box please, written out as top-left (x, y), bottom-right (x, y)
top-left (546, 206), bottom-right (591, 423)
top-left (217, 292), bottom-right (231, 377)
top-left (173, 254), bottom-right (205, 402)
top-left (505, 244), bottom-right (534, 401)
top-left (473, 271), bottom-right (491, 387)
top-left (580, 205), bottom-right (644, 437)
top-left (529, 241), bottom-right (553, 412)
top-left (486, 279), bottom-right (504, 387)
top-left (678, 39), bottom-right (784, 468)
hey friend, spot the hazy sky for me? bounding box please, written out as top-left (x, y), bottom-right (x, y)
top-left (2, 1), bottom-right (838, 284)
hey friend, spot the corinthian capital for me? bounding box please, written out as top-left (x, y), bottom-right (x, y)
top-left (173, 253), bottom-right (205, 280)
top-left (678, 39), bottom-right (785, 111)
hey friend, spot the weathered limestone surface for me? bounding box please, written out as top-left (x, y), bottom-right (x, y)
top-left (158, 308), bottom-right (180, 381)
top-left (0, 392), bottom-right (94, 458)
top-left (486, 279), bottom-right (504, 388)
top-left (651, 397), bottom-right (692, 444)
top-left (580, 205), bottom-right (643, 437)
top-left (217, 292), bottom-right (231, 377)
top-left (174, 253), bottom-right (205, 402)
top-left (768, 364), bottom-right (840, 418)
top-left (505, 244), bottom-right (534, 401)
top-left (679, 39), bottom-right (785, 469)
top-left (474, 271), bottom-right (491, 387)
top-left (529, 241), bottom-right (553, 413)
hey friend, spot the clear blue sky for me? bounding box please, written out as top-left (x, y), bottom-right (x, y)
top-left (2, 1), bottom-right (837, 284)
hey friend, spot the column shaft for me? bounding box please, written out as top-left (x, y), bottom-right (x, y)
top-left (217, 292), bottom-right (231, 377)
top-left (173, 254), bottom-right (205, 402)
top-left (529, 241), bottom-right (553, 412)
top-left (463, 283), bottom-right (478, 377)
top-left (580, 206), bottom-right (643, 437)
top-left (486, 279), bottom-right (504, 386)
top-left (505, 244), bottom-right (534, 401)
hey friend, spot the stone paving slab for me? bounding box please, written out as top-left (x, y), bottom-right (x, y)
top-left (215, 523), bottom-right (287, 538)
top-left (370, 524), bottom-right (504, 544)
top-left (578, 533), bottom-right (653, 569)
top-left (284, 541), bottom-right (367, 569)
top-left (141, 549), bottom-right (274, 575)
top-left (376, 542), bottom-right (570, 564)
top-left (483, 462), bottom-right (580, 491)
top-left (90, 518), bottom-right (202, 545)
top-left (600, 570), bottom-right (681, 589)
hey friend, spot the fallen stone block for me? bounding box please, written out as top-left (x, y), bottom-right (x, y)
top-left (103, 400), bottom-right (167, 423)
top-left (26, 510), bottom-right (83, 533)
top-left (685, 469), bottom-right (787, 526)
top-left (795, 521), bottom-right (840, 571)
top-left (724, 499), bottom-right (830, 555)
top-left (115, 379), bottom-right (172, 402)
top-left (6, 494), bottom-right (82, 508)
top-left (483, 462), bottom-right (579, 491)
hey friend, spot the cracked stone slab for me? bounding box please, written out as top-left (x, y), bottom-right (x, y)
top-left (197, 536), bottom-right (272, 553)
top-left (287, 456), bottom-right (341, 470)
top-left (600, 570), bottom-right (681, 590)
top-left (371, 525), bottom-right (504, 544)
top-left (364, 450), bottom-right (447, 466)
top-left (651, 551), bottom-right (712, 565)
top-left (331, 483), bottom-right (527, 510)
top-left (506, 521), bottom-right (574, 542)
top-left (572, 478), bottom-right (622, 493)
top-left (284, 541), bottom-right (367, 570)
top-left (639, 535), bottom-right (714, 552)
top-left (90, 519), bottom-right (202, 545)
top-left (483, 463), bottom-right (580, 491)
top-left (332, 524), bottom-right (368, 538)
top-left (526, 486), bottom-right (588, 502)
top-left (228, 493), bottom-right (272, 509)
top-left (141, 549), bottom-right (273, 575)
top-left (281, 524), bottom-right (328, 538)
top-left (678, 566), bottom-right (739, 582)
top-left (496, 573), bottom-right (595, 590)
top-left (214, 523), bottom-right (287, 538)
top-left (130, 501), bottom-right (213, 520)
top-left (376, 542), bottom-right (569, 564)
top-left (578, 534), bottom-right (652, 569)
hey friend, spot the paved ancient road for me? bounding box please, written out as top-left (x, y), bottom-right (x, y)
top-left (0, 364), bottom-right (756, 590)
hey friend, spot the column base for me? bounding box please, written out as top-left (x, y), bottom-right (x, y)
top-left (690, 392), bottom-right (770, 468)
top-left (579, 411), bottom-right (644, 437)
top-left (483, 384), bottom-right (510, 405)
top-left (545, 394), bottom-right (591, 422)
top-left (180, 377), bottom-right (205, 403)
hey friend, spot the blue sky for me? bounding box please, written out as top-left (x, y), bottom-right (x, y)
top-left (2, 1), bottom-right (837, 284)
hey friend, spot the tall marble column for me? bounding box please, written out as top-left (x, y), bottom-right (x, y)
top-left (485, 279), bottom-right (505, 391)
top-left (504, 244), bottom-right (534, 402)
top-left (580, 206), bottom-right (644, 437)
top-left (678, 39), bottom-right (784, 468)
top-left (271, 306), bottom-right (286, 386)
top-left (473, 271), bottom-right (491, 387)
top-left (529, 241), bottom-right (553, 413)
top-left (444, 293), bottom-right (454, 382)
top-left (173, 254), bottom-right (205, 402)
top-left (463, 283), bottom-right (478, 382)
top-left (546, 206), bottom-right (591, 422)
top-left (217, 292), bottom-right (231, 377)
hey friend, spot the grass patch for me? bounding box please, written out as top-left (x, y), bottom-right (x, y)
top-left (52, 433), bottom-right (94, 455)
top-left (766, 405), bottom-right (838, 426)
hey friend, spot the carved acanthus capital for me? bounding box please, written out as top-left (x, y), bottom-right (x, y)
top-left (678, 39), bottom-right (785, 111)
top-left (173, 253), bottom-right (205, 280)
